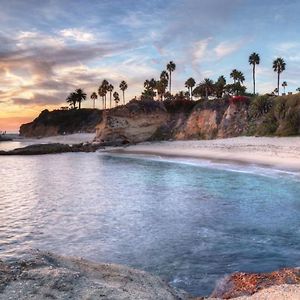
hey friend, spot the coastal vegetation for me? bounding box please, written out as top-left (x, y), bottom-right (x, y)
top-left (63, 55), bottom-right (294, 114)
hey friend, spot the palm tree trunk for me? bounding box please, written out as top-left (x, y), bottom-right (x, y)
top-left (253, 65), bottom-right (256, 95)
top-left (123, 91), bottom-right (125, 105)
top-left (93, 99), bottom-right (95, 109)
top-left (79, 101), bottom-right (81, 109)
top-left (277, 72), bottom-right (280, 96)
top-left (191, 87), bottom-right (193, 100)
top-left (169, 72), bottom-right (172, 94)
top-left (110, 92), bottom-right (112, 109)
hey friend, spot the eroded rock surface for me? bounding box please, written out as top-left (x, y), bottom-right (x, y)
top-left (0, 251), bottom-right (189, 300)
top-left (0, 143), bottom-right (104, 155)
top-left (210, 268), bottom-right (300, 299)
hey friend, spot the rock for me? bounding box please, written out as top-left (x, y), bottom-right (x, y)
top-left (210, 268), bottom-right (300, 299)
top-left (0, 143), bottom-right (104, 155)
top-left (0, 251), bottom-right (189, 300)
top-left (95, 100), bottom-right (169, 144)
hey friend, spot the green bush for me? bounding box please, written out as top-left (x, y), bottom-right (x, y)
top-left (249, 95), bottom-right (273, 119)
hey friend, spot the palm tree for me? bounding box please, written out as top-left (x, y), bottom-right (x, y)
top-left (75, 88), bottom-right (87, 109)
top-left (249, 52), bottom-right (260, 95)
top-left (101, 80), bottom-right (109, 109)
top-left (107, 84), bottom-right (114, 108)
top-left (160, 70), bottom-right (169, 81)
top-left (166, 61), bottom-right (176, 94)
top-left (201, 78), bottom-right (214, 99)
top-left (119, 81), bottom-right (128, 105)
top-left (185, 77), bottom-right (196, 100)
top-left (282, 81), bottom-right (287, 94)
top-left (113, 91), bottom-right (120, 106)
top-left (237, 71), bottom-right (245, 84)
top-left (98, 85), bottom-right (105, 109)
top-left (66, 92), bottom-right (77, 109)
top-left (143, 79), bottom-right (156, 100)
top-left (296, 87), bottom-right (300, 93)
top-left (215, 76), bottom-right (226, 98)
top-left (90, 92), bottom-right (98, 109)
top-left (273, 57), bottom-right (286, 95)
top-left (230, 69), bottom-right (239, 84)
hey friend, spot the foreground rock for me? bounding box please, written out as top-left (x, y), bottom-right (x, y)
top-left (0, 143), bottom-right (104, 155)
top-left (0, 251), bottom-right (189, 300)
top-left (210, 268), bottom-right (300, 299)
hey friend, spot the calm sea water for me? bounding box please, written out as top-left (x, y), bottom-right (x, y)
top-left (0, 147), bottom-right (300, 296)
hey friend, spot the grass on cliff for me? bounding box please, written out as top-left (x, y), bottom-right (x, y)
top-left (249, 93), bottom-right (300, 136)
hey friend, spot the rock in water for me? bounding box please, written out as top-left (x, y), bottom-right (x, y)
top-left (210, 268), bottom-right (300, 298)
top-left (0, 251), bottom-right (189, 300)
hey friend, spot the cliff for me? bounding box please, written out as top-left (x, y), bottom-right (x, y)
top-left (95, 98), bottom-right (250, 143)
top-left (20, 94), bottom-right (300, 142)
top-left (95, 94), bottom-right (300, 144)
top-left (20, 109), bottom-right (102, 138)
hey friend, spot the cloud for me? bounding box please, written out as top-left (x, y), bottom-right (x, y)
top-left (59, 28), bottom-right (95, 42)
top-left (0, 29), bottom-right (131, 107)
top-left (193, 38), bottom-right (212, 61)
top-left (214, 40), bottom-right (244, 59)
top-left (12, 92), bottom-right (66, 106)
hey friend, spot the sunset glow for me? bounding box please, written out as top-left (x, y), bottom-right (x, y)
top-left (1, 0), bottom-right (300, 131)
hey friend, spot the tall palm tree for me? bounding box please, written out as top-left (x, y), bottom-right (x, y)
top-left (185, 77), bottom-right (196, 100)
top-left (101, 80), bottom-right (109, 109)
top-left (282, 81), bottom-right (287, 94)
top-left (90, 92), bottom-right (98, 109)
top-left (75, 88), bottom-right (87, 109)
top-left (107, 84), bottom-right (114, 108)
top-left (249, 52), bottom-right (260, 95)
top-left (273, 57), bottom-right (286, 96)
top-left (98, 85), bottom-right (105, 109)
top-left (113, 91), bottom-right (120, 106)
top-left (119, 81), bottom-right (128, 105)
top-left (166, 61), bottom-right (176, 94)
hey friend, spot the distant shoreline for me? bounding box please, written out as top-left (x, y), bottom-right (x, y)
top-left (105, 136), bottom-right (300, 172)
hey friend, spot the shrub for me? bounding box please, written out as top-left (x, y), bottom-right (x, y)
top-left (229, 95), bottom-right (249, 104)
top-left (249, 95), bottom-right (273, 119)
top-left (164, 99), bottom-right (196, 113)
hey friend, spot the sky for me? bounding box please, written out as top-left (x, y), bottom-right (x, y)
top-left (1, 0), bottom-right (300, 132)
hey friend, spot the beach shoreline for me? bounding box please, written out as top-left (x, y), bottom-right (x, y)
top-left (104, 136), bottom-right (300, 172)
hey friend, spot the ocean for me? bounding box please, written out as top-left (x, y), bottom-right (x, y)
top-left (0, 146), bottom-right (299, 295)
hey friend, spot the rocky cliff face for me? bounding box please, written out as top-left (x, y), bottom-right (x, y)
top-left (95, 99), bottom-right (250, 144)
top-left (20, 109), bottom-right (102, 138)
top-left (22, 95), bottom-right (299, 142)
top-left (95, 100), bottom-right (169, 143)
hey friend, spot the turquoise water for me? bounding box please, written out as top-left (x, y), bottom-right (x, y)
top-left (0, 152), bottom-right (299, 296)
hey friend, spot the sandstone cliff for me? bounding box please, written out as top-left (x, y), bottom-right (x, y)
top-left (95, 100), bottom-right (169, 143)
top-left (20, 109), bottom-right (102, 138)
top-left (95, 98), bottom-right (250, 143)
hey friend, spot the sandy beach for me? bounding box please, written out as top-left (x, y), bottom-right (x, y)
top-left (108, 137), bottom-right (300, 171)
